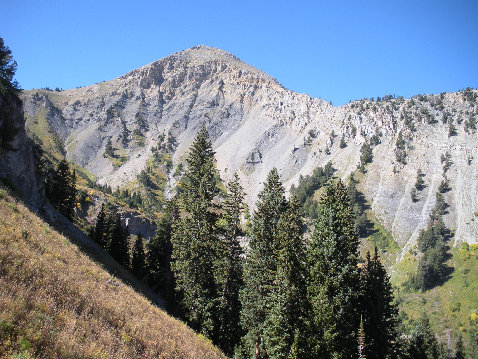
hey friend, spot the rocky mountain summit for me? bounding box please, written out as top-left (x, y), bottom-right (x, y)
top-left (21, 45), bottom-right (478, 253)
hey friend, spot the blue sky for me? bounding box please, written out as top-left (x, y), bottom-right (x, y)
top-left (2, 0), bottom-right (477, 105)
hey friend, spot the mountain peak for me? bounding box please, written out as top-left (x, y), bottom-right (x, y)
top-left (134, 44), bottom-right (279, 85)
top-left (172, 44), bottom-right (242, 62)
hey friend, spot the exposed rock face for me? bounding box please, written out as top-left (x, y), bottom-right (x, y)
top-left (21, 45), bottom-right (478, 252)
top-left (81, 194), bottom-right (157, 240)
top-left (0, 91), bottom-right (42, 207)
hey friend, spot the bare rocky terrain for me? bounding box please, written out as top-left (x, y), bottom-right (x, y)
top-left (21, 45), bottom-right (478, 255)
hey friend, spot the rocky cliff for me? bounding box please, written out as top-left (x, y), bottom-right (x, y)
top-left (0, 90), bottom-right (42, 207)
top-left (21, 45), bottom-right (478, 253)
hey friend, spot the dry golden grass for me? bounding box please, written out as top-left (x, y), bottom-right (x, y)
top-left (0, 187), bottom-right (225, 359)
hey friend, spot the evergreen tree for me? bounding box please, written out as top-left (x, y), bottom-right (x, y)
top-left (0, 37), bottom-right (22, 149)
top-left (360, 248), bottom-right (399, 359)
top-left (106, 208), bottom-right (130, 267)
top-left (411, 196), bottom-right (450, 291)
top-left (307, 180), bottom-right (360, 358)
top-left (0, 37), bottom-right (19, 95)
top-left (147, 201), bottom-right (177, 308)
top-left (339, 136), bottom-right (347, 149)
top-left (171, 124), bottom-right (222, 339)
top-left (438, 178), bottom-right (450, 193)
top-left (290, 162), bottom-right (334, 219)
top-left (395, 131), bottom-right (407, 164)
top-left (92, 203), bottom-right (108, 247)
top-left (263, 197), bottom-right (310, 359)
top-left (347, 173), bottom-right (369, 236)
top-left (238, 168), bottom-right (288, 359)
top-left (216, 173), bottom-right (245, 356)
top-left (448, 122), bottom-right (458, 137)
top-left (359, 142), bottom-right (373, 172)
top-left (131, 235), bottom-right (146, 278)
top-left (415, 169), bottom-right (425, 190)
top-left (45, 159), bottom-right (77, 220)
top-left (104, 138), bottom-right (114, 157)
top-left (411, 187), bottom-right (419, 202)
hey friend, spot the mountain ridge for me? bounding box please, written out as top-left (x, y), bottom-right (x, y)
top-left (21, 45), bottom-right (478, 255)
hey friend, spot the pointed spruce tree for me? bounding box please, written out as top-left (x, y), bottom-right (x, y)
top-left (147, 200), bottom-right (177, 308)
top-left (46, 159), bottom-right (77, 220)
top-left (131, 235), bottom-right (146, 278)
top-left (263, 196), bottom-right (310, 359)
top-left (106, 207), bottom-right (130, 267)
top-left (216, 173), bottom-right (245, 356)
top-left (171, 124), bottom-right (222, 339)
top-left (360, 248), bottom-right (399, 359)
top-left (238, 168), bottom-right (289, 359)
top-left (91, 203), bottom-right (108, 247)
top-left (307, 180), bottom-right (360, 359)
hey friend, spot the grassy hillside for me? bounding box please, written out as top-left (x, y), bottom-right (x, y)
top-left (0, 186), bottom-right (225, 359)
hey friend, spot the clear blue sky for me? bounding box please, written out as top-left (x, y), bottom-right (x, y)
top-left (2, 0), bottom-right (478, 105)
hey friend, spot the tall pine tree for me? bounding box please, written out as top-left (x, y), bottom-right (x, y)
top-left (171, 124), bottom-right (222, 339)
top-left (263, 196), bottom-right (310, 359)
top-left (131, 235), bottom-right (146, 278)
top-left (360, 248), bottom-right (399, 359)
top-left (147, 200), bottom-right (177, 309)
top-left (106, 207), bottom-right (130, 267)
top-left (307, 180), bottom-right (360, 358)
top-left (91, 203), bottom-right (108, 247)
top-left (46, 159), bottom-right (76, 220)
top-left (216, 173), bottom-right (245, 356)
top-left (238, 168), bottom-right (288, 359)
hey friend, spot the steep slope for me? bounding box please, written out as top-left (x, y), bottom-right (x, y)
top-left (0, 185), bottom-right (225, 359)
top-left (21, 45), bottom-right (478, 252)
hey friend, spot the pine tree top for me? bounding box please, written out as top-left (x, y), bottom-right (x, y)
top-left (181, 124), bottom-right (220, 212)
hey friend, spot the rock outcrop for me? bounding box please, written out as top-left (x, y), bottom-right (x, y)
top-left (21, 45), bottom-right (478, 252)
top-left (0, 90), bottom-right (42, 208)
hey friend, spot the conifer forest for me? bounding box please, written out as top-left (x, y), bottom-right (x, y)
top-left (84, 126), bottom-right (461, 358)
